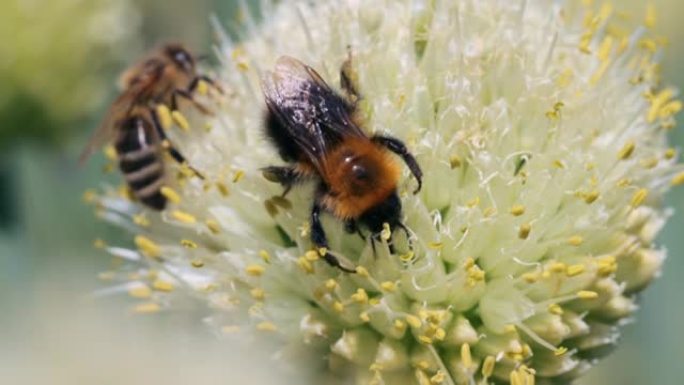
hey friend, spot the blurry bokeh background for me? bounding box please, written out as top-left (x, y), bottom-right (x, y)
top-left (0, 1), bottom-right (681, 384)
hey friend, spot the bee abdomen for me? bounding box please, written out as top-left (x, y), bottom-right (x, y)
top-left (118, 151), bottom-right (167, 211)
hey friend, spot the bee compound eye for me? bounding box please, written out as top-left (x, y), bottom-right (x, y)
top-left (351, 164), bottom-right (369, 181)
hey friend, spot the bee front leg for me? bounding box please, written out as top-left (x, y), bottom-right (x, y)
top-left (171, 89), bottom-right (212, 115)
top-left (344, 219), bottom-right (367, 241)
top-left (261, 165), bottom-right (309, 197)
top-left (311, 200), bottom-right (356, 273)
top-left (149, 107), bottom-right (204, 179)
top-left (188, 75), bottom-right (225, 95)
top-left (371, 135), bottom-right (423, 194)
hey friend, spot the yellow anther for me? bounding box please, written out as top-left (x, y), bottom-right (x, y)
top-left (221, 325), bottom-right (240, 334)
top-left (664, 148), bottom-right (676, 160)
top-left (554, 346), bottom-right (568, 356)
top-left (510, 204), bottom-right (525, 216)
top-left (324, 279), bottom-right (338, 291)
top-left (216, 182), bottom-right (230, 197)
top-left (180, 239), bottom-right (197, 248)
top-left (205, 219), bottom-right (221, 234)
top-left (434, 328), bottom-right (446, 341)
top-left (304, 250), bottom-right (320, 261)
top-left (132, 302), bottom-right (161, 314)
top-left (400, 251), bottom-right (415, 262)
top-left (430, 370), bottom-right (446, 384)
top-left (360, 312), bottom-right (370, 323)
top-left (253, 250), bottom-right (269, 265)
top-left (171, 210), bottom-right (197, 224)
top-left (394, 319), bottom-right (407, 332)
top-left (631, 188), bottom-right (649, 207)
top-left (406, 314), bottom-right (423, 329)
top-left (566, 264), bottom-right (586, 277)
top-left (128, 285), bottom-right (152, 299)
top-left (645, 3), bottom-right (657, 28)
top-left (482, 356), bottom-right (496, 378)
top-left (132, 214), bottom-right (150, 227)
top-left (518, 223), bottom-right (532, 239)
top-left (671, 172), bottom-right (684, 186)
top-left (317, 247), bottom-right (328, 257)
top-left (351, 288), bottom-right (369, 304)
top-left (196, 79), bottom-right (210, 96)
top-left (583, 190), bottom-right (600, 204)
top-left (617, 178), bottom-right (632, 188)
top-left (579, 31), bottom-right (593, 54)
top-left (156, 104), bottom-right (173, 130)
top-left (152, 279), bottom-right (174, 292)
top-left (418, 336), bottom-right (433, 345)
top-left (245, 264), bottom-right (265, 277)
top-left (548, 303), bottom-right (563, 315)
top-left (103, 144), bottom-right (117, 161)
top-left (521, 272), bottom-right (539, 283)
top-left (416, 360), bottom-right (431, 370)
top-left (134, 235), bottom-right (161, 258)
top-left (503, 324), bottom-right (517, 333)
top-left (297, 257), bottom-right (314, 274)
top-left (82, 189), bottom-right (97, 204)
top-left (250, 288), bottom-right (265, 300)
top-left (660, 100), bottom-right (682, 119)
top-left (449, 154), bottom-right (462, 169)
top-left (369, 298), bottom-right (380, 306)
top-left (510, 369), bottom-right (523, 385)
top-left (618, 140), bottom-right (636, 160)
top-left (232, 170), bottom-right (245, 183)
top-left (168, 111), bottom-right (190, 132)
top-left (598, 36), bottom-right (614, 61)
top-left (93, 238), bottom-right (106, 249)
top-left (483, 206), bottom-right (497, 217)
top-left (380, 222), bottom-right (391, 242)
top-left (191, 259), bottom-right (204, 268)
top-left (590, 59), bottom-right (611, 85)
top-left (381, 281), bottom-right (397, 292)
top-left (256, 321), bottom-right (277, 332)
top-left (356, 266), bottom-right (369, 277)
top-left (556, 69), bottom-right (573, 88)
top-left (640, 157), bottom-right (659, 169)
top-left (577, 290), bottom-right (599, 299)
top-left (461, 343), bottom-right (473, 368)
top-left (567, 235), bottom-right (584, 246)
top-left (550, 262), bottom-right (567, 273)
top-left (648, 88), bottom-right (675, 123)
top-left (466, 197), bottom-right (480, 207)
top-left (428, 241), bottom-right (443, 250)
top-left (333, 301), bottom-right (345, 313)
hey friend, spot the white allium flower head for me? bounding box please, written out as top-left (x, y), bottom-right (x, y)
top-left (90, 0), bottom-right (684, 384)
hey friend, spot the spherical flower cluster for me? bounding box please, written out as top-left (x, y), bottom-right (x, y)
top-left (88, 1), bottom-right (684, 384)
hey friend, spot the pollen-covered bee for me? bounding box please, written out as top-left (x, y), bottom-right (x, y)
top-left (80, 43), bottom-right (218, 210)
top-left (261, 56), bottom-right (423, 272)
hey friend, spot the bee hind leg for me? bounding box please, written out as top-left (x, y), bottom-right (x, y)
top-left (149, 107), bottom-right (204, 179)
top-left (311, 200), bottom-right (356, 273)
top-left (371, 135), bottom-right (423, 194)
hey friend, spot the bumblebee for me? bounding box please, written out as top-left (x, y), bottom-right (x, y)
top-left (261, 56), bottom-right (422, 272)
top-left (80, 43), bottom-right (218, 210)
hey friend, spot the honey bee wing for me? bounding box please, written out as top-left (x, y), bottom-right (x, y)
top-left (262, 56), bottom-right (365, 170)
top-left (77, 88), bottom-right (141, 164)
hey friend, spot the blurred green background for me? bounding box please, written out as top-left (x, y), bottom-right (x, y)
top-left (0, 1), bottom-right (681, 384)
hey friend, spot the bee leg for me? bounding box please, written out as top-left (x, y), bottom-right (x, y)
top-left (340, 46), bottom-right (361, 105)
top-left (344, 219), bottom-right (367, 241)
top-left (171, 89), bottom-right (213, 115)
top-left (261, 165), bottom-right (308, 197)
top-left (189, 75), bottom-right (225, 95)
top-left (150, 108), bottom-right (205, 179)
top-left (311, 200), bottom-right (356, 273)
top-left (371, 135), bottom-right (423, 194)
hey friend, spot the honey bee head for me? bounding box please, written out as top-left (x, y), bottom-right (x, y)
top-left (358, 191), bottom-right (402, 235)
top-left (163, 43), bottom-right (195, 74)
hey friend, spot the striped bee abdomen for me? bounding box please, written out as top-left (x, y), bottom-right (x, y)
top-left (115, 116), bottom-right (167, 210)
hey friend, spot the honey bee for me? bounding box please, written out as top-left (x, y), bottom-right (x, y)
top-left (261, 56), bottom-right (423, 272)
top-left (80, 43), bottom-right (218, 210)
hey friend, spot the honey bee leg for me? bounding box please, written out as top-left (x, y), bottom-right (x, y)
top-left (171, 89), bottom-right (212, 115)
top-left (311, 200), bottom-right (356, 273)
top-left (188, 75), bottom-right (225, 95)
top-left (371, 135), bottom-right (423, 194)
top-left (261, 166), bottom-right (307, 197)
top-left (150, 109), bottom-right (205, 179)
